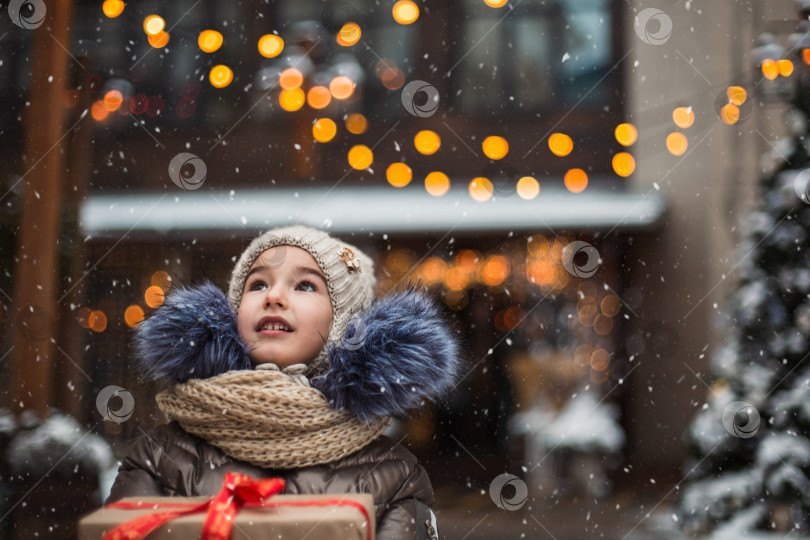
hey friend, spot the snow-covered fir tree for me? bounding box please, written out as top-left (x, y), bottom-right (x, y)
top-left (678, 19), bottom-right (810, 538)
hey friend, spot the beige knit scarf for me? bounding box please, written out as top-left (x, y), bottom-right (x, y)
top-left (156, 366), bottom-right (391, 469)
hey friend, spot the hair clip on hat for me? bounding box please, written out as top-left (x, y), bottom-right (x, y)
top-left (337, 247), bottom-right (361, 273)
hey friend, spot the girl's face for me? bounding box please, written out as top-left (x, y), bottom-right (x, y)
top-left (237, 246), bottom-right (333, 369)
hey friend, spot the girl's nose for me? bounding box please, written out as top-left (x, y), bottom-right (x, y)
top-left (264, 283), bottom-right (288, 307)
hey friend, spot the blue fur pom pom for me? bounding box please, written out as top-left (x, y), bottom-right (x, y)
top-left (313, 286), bottom-right (461, 422)
top-left (133, 281), bottom-right (251, 384)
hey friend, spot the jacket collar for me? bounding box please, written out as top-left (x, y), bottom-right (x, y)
top-left (134, 281), bottom-right (460, 421)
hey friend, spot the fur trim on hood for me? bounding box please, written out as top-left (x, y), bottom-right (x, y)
top-left (133, 281), bottom-right (460, 421)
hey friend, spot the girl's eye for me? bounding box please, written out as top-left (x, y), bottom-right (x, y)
top-left (249, 280), bottom-right (267, 291)
top-left (297, 280), bottom-right (317, 292)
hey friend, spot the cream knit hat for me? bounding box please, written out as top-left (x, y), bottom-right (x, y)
top-left (227, 225), bottom-right (376, 376)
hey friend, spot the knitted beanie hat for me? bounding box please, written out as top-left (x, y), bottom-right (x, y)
top-left (227, 225), bottom-right (376, 376)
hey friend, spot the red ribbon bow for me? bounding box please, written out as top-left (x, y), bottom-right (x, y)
top-left (104, 473), bottom-right (285, 540)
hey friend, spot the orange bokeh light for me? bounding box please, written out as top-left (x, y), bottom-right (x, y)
top-left (209, 65), bottom-right (234, 88)
top-left (78, 306), bottom-right (93, 328)
top-left (392, 0), bottom-right (420, 24)
top-left (151, 270), bottom-right (172, 292)
top-left (104, 90), bottom-right (123, 111)
top-left (482, 255), bottom-right (510, 286)
top-left (672, 107), bottom-right (694, 129)
top-left (499, 306), bottom-right (526, 332)
top-left (348, 145), bottom-right (373, 170)
top-left (91, 100), bottom-right (108, 121)
top-left (425, 171), bottom-right (450, 196)
top-left (148, 31), bottom-right (170, 48)
top-left (516, 176), bottom-right (539, 199)
top-left (307, 86), bottom-right (332, 109)
top-left (89, 310), bottom-right (108, 333)
top-left (421, 257), bottom-right (448, 283)
top-left (666, 132), bottom-right (688, 155)
top-left (601, 295), bottom-right (621, 317)
top-left (145, 286), bottom-right (165, 308)
top-left (279, 68), bottom-right (303, 90)
top-left (614, 123), bottom-right (637, 146)
top-left (778, 59), bottom-right (794, 77)
top-left (258, 34), bottom-right (284, 58)
top-left (590, 348), bottom-right (610, 371)
top-left (469, 177), bottom-right (494, 201)
top-left (564, 169), bottom-right (588, 193)
top-left (198, 30), bottom-right (223, 53)
top-left (312, 118), bottom-right (337, 143)
top-left (444, 267), bottom-right (470, 291)
top-left (727, 86), bottom-right (747, 106)
top-left (386, 163), bottom-right (413, 187)
top-left (143, 15), bottom-right (164, 35)
top-left (720, 104), bottom-right (740, 125)
top-left (102, 0), bottom-right (124, 18)
top-left (761, 59), bottom-right (779, 80)
top-left (380, 67), bottom-right (405, 90)
top-left (345, 113), bottom-right (368, 134)
top-left (279, 88), bottom-right (305, 111)
top-left (455, 250), bottom-right (480, 272)
top-left (482, 136), bottom-right (509, 160)
top-left (548, 133), bottom-right (573, 156)
top-left (337, 23), bottom-right (361, 46)
top-left (612, 152), bottom-right (635, 177)
top-left (125, 305), bottom-right (145, 328)
top-left (414, 130), bottom-right (441, 155)
top-left (330, 76), bottom-right (355, 99)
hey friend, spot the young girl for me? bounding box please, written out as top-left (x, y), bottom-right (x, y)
top-left (106, 225), bottom-right (459, 540)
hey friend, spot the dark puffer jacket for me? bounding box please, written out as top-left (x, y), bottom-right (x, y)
top-left (107, 422), bottom-right (436, 539)
top-left (106, 282), bottom-right (458, 540)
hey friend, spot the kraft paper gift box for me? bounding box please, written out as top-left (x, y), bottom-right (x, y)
top-left (78, 492), bottom-right (376, 540)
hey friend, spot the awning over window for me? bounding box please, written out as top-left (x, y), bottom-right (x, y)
top-left (79, 185), bottom-right (666, 239)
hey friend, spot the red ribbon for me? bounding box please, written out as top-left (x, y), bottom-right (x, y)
top-left (102, 473), bottom-right (372, 540)
top-left (104, 473), bottom-right (284, 540)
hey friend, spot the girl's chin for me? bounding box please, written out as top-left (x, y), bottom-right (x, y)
top-left (251, 357), bottom-right (302, 369)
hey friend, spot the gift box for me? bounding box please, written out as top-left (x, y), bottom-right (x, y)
top-left (78, 473), bottom-right (375, 540)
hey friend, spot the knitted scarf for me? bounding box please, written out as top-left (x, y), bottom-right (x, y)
top-left (156, 367), bottom-right (391, 469)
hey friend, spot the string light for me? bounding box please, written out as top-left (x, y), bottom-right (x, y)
top-left (102, 0), bottom-right (124, 18)
top-left (549, 133), bottom-right (573, 156)
top-left (666, 132), bottom-right (688, 155)
top-left (564, 169), bottom-right (588, 193)
top-left (516, 176), bottom-right (539, 199)
top-left (279, 68), bottom-right (304, 90)
top-left (198, 30), bottom-right (223, 53)
top-left (143, 15), bottom-right (165, 35)
top-left (345, 113), bottom-right (368, 134)
top-left (312, 118), bottom-right (337, 143)
top-left (425, 171), bottom-right (450, 196)
top-left (337, 23), bottom-right (361, 46)
top-left (672, 107), bottom-right (694, 129)
top-left (414, 130), bottom-right (441, 155)
top-left (258, 34), bottom-right (284, 58)
top-left (614, 124), bottom-right (637, 146)
top-left (329, 76), bottom-right (355, 99)
top-left (482, 136), bottom-right (509, 160)
top-left (348, 145), bottom-right (373, 169)
top-left (386, 163), bottom-right (413, 187)
top-left (612, 153), bottom-right (635, 177)
top-left (209, 65), bottom-right (234, 88)
top-left (469, 177), bottom-right (494, 201)
top-left (147, 31), bottom-right (169, 48)
top-left (392, 0), bottom-right (420, 24)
